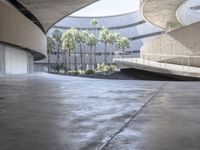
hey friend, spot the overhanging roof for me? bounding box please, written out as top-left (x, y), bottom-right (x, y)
top-left (140, 0), bottom-right (185, 30)
top-left (11, 0), bottom-right (98, 33)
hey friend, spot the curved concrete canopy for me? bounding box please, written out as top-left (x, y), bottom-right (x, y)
top-left (0, 1), bottom-right (46, 60)
top-left (141, 0), bottom-right (185, 31)
top-left (16, 0), bottom-right (98, 33)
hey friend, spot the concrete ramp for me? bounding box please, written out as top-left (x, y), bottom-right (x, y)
top-left (114, 58), bottom-right (200, 79)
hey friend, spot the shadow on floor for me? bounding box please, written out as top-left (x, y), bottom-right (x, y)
top-left (121, 68), bottom-right (200, 81)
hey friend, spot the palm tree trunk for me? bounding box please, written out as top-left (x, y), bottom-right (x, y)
top-left (94, 44), bottom-right (96, 68)
top-left (57, 46), bottom-right (60, 72)
top-left (90, 46), bottom-right (92, 69)
top-left (64, 52), bottom-right (67, 72)
top-left (74, 50), bottom-right (77, 71)
top-left (69, 50), bottom-right (71, 71)
top-left (93, 29), bottom-right (97, 69)
top-left (48, 54), bottom-right (50, 73)
top-left (79, 43), bottom-right (83, 70)
top-left (104, 43), bottom-right (107, 64)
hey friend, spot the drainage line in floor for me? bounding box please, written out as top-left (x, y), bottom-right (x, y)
top-left (99, 82), bottom-right (167, 150)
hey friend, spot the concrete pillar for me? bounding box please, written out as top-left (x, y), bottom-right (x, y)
top-left (0, 44), bottom-right (5, 75)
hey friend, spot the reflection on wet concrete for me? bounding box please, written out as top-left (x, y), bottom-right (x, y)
top-left (0, 73), bottom-right (200, 150)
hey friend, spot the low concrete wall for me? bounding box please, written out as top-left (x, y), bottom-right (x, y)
top-left (141, 21), bottom-right (200, 67)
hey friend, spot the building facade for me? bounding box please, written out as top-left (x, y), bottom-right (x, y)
top-left (34, 11), bottom-right (163, 71)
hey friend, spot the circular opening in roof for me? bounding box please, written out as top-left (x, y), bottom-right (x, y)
top-left (70, 0), bottom-right (139, 17)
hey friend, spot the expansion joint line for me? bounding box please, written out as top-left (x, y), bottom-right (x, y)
top-left (99, 82), bottom-right (167, 150)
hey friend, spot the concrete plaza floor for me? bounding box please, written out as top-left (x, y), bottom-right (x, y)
top-left (0, 73), bottom-right (200, 150)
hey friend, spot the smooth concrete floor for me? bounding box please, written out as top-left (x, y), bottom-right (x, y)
top-left (0, 73), bottom-right (200, 150)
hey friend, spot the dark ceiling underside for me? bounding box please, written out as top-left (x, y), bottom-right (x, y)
top-left (7, 0), bottom-right (98, 33)
top-left (7, 0), bottom-right (45, 33)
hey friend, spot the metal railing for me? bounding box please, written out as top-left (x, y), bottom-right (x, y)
top-left (114, 53), bottom-right (200, 73)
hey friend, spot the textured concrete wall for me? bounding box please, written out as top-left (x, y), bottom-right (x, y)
top-left (0, 2), bottom-right (47, 60)
top-left (141, 21), bottom-right (200, 66)
top-left (176, 0), bottom-right (200, 26)
top-left (140, 0), bottom-right (184, 31)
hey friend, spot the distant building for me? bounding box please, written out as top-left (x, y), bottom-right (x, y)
top-left (34, 11), bottom-right (163, 71)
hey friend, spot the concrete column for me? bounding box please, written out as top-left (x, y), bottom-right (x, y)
top-left (0, 44), bottom-right (5, 75)
top-left (27, 53), bottom-right (34, 73)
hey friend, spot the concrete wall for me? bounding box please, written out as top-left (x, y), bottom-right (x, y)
top-left (176, 0), bottom-right (200, 26)
top-left (0, 1), bottom-right (47, 60)
top-left (141, 21), bottom-right (200, 67)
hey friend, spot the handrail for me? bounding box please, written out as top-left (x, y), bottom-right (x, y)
top-left (114, 54), bottom-right (200, 73)
top-left (140, 53), bottom-right (200, 58)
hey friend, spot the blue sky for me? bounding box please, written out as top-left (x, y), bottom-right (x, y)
top-left (71, 0), bottom-right (139, 17)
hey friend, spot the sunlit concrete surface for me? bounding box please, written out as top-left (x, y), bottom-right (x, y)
top-left (0, 73), bottom-right (200, 150)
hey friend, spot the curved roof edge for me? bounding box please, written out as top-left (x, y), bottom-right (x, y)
top-left (46, 0), bottom-right (100, 33)
top-left (140, 0), bottom-right (185, 31)
top-left (69, 10), bottom-right (139, 19)
top-left (10, 0), bottom-right (99, 33)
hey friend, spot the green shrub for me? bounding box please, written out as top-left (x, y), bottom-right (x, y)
top-left (96, 64), bottom-right (117, 73)
top-left (85, 69), bottom-right (96, 75)
top-left (77, 70), bottom-right (85, 75)
top-left (96, 63), bottom-right (105, 72)
top-left (107, 65), bottom-right (117, 73)
top-left (67, 70), bottom-right (80, 75)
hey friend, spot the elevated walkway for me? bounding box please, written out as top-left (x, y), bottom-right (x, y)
top-left (114, 57), bottom-right (200, 79)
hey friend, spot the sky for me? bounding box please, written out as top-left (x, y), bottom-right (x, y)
top-left (71, 0), bottom-right (139, 17)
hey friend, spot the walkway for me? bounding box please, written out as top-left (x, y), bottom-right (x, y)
top-left (0, 73), bottom-right (200, 150)
top-left (114, 58), bottom-right (200, 79)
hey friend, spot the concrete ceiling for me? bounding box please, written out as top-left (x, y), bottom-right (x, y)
top-left (16, 0), bottom-right (98, 33)
top-left (141, 0), bottom-right (185, 30)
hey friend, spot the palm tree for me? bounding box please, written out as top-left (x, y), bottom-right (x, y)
top-left (76, 30), bottom-right (83, 70)
top-left (47, 36), bottom-right (56, 72)
top-left (76, 30), bottom-right (89, 70)
top-left (113, 32), bottom-right (121, 51)
top-left (71, 28), bottom-right (79, 71)
top-left (80, 30), bottom-right (90, 70)
top-left (90, 19), bottom-right (98, 67)
top-left (86, 33), bottom-right (97, 69)
top-left (61, 28), bottom-right (76, 71)
top-left (52, 29), bottom-right (62, 72)
top-left (107, 32), bottom-right (117, 57)
top-left (90, 19), bottom-right (98, 33)
top-left (99, 27), bottom-right (110, 64)
top-left (117, 36), bottom-right (130, 54)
